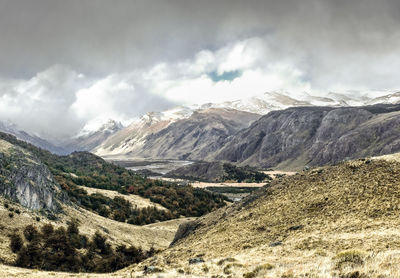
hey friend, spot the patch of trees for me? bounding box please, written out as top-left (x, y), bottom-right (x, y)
top-left (57, 177), bottom-right (174, 225)
top-left (222, 163), bottom-right (271, 183)
top-left (0, 133), bottom-right (227, 221)
top-left (8, 221), bottom-right (156, 273)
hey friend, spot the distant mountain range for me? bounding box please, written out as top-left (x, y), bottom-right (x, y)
top-left (94, 91), bottom-right (400, 161)
top-left (2, 91), bottom-right (400, 169)
top-left (212, 104), bottom-right (400, 169)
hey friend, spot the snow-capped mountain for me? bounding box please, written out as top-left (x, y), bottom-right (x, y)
top-left (63, 119), bottom-right (123, 153)
top-left (94, 107), bottom-right (194, 157)
top-left (93, 90), bottom-right (400, 158)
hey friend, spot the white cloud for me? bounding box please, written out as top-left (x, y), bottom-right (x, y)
top-left (0, 36), bottom-right (397, 140)
top-left (145, 38), bottom-right (311, 104)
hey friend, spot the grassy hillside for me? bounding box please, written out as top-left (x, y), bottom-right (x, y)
top-left (0, 132), bottom-right (226, 225)
top-left (124, 158), bottom-right (400, 277)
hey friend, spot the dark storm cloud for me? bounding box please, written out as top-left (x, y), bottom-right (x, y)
top-left (0, 0), bottom-right (398, 79)
top-left (1, 0), bottom-right (400, 139)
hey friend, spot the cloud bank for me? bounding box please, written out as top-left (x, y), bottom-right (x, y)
top-left (1, 0), bottom-right (400, 138)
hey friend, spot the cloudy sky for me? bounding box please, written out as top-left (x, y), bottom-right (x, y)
top-left (0, 0), bottom-right (400, 139)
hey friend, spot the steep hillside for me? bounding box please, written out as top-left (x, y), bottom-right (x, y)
top-left (0, 132), bottom-right (224, 274)
top-left (96, 108), bottom-right (259, 160)
top-left (126, 158), bottom-right (400, 277)
top-left (213, 104), bottom-right (400, 169)
top-left (0, 139), bottom-right (67, 211)
top-left (95, 112), bottom-right (179, 157)
top-left (0, 132), bottom-right (226, 220)
top-left (63, 119), bottom-right (123, 153)
top-left (130, 108), bottom-right (260, 160)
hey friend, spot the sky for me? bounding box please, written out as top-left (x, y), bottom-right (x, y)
top-left (1, 0), bottom-right (400, 139)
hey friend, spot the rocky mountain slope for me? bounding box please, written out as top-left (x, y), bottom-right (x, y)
top-left (213, 104), bottom-right (400, 169)
top-left (0, 137), bottom-right (66, 211)
top-left (124, 158), bottom-right (400, 277)
top-left (94, 91), bottom-right (400, 160)
top-left (62, 119), bottom-right (123, 153)
top-left (96, 108), bottom-right (260, 160)
top-left (94, 111), bottom-right (186, 157)
top-left (133, 108), bottom-right (260, 160)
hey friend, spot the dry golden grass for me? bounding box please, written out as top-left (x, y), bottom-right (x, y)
top-left (0, 139), bottom-right (13, 153)
top-left (373, 152), bottom-right (400, 163)
top-left (77, 186), bottom-right (167, 210)
top-left (121, 159), bottom-right (400, 277)
top-left (4, 158), bottom-right (400, 277)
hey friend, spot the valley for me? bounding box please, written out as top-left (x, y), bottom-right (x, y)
top-left (1, 97), bottom-right (400, 277)
top-left (3, 2), bottom-right (400, 277)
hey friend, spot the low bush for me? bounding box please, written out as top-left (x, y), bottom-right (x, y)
top-left (334, 250), bottom-right (365, 270)
top-left (9, 222), bottom-right (157, 273)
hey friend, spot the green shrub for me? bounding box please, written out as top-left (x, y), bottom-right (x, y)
top-left (11, 222), bottom-right (156, 273)
top-left (23, 225), bottom-right (39, 242)
top-left (334, 250), bottom-right (365, 270)
top-left (9, 233), bottom-right (23, 253)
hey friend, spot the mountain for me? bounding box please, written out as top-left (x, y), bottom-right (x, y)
top-left (94, 91), bottom-right (400, 160)
top-left (0, 121), bottom-right (66, 154)
top-left (199, 90), bottom-right (400, 115)
top-left (125, 108), bottom-right (259, 160)
top-left (94, 107), bottom-right (193, 157)
top-left (95, 108), bottom-right (260, 159)
top-left (63, 119), bottom-right (123, 153)
top-left (125, 158), bottom-right (400, 277)
top-left (212, 104), bottom-right (400, 169)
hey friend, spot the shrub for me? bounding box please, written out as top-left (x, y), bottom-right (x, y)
top-left (243, 263), bottom-right (274, 278)
top-left (11, 222), bottom-right (156, 273)
top-left (9, 233), bottom-right (23, 253)
top-left (41, 224), bottom-right (54, 236)
top-left (334, 250), bottom-right (365, 270)
top-left (23, 225), bottom-right (39, 242)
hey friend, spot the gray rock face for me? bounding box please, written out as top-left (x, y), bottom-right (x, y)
top-left (0, 139), bottom-right (66, 211)
top-left (131, 108), bottom-right (260, 160)
top-left (213, 104), bottom-right (400, 169)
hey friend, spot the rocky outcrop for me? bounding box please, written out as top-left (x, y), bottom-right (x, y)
top-left (0, 138), bottom-right (67, 211)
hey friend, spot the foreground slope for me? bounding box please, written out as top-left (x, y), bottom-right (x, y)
top-left (125, 158), bottom-right (400, 277)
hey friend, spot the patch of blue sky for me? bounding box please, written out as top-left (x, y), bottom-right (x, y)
top-left (208, 70), bottom-right (242, 82)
